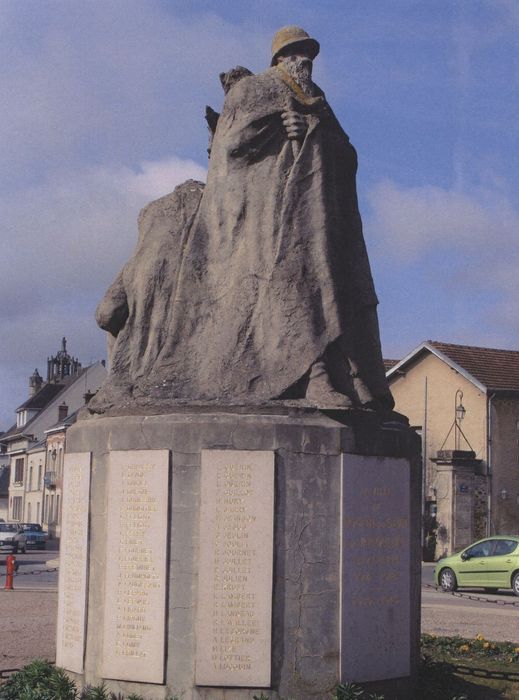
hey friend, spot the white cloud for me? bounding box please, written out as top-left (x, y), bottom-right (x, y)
top-left (367, 180), bottom-right (519, 262)
top-left (121, 157), bottom-right (207, 200)
top-left (1, 155), bottom-right (206, 307)
top-left (0, 3), bottom-right (269, 186)
top-left (367, 178), bottom-right (519, 346)
top-left (0, 154), bottom-right (206, 428)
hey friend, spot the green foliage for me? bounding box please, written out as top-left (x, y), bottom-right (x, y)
top-left (79, 683), bottom-right (111, 699)
top-left (332, 682), bottom-right (383, 700)
top-left (0, 659), bottom-right (77, 700)
top-left (0, 663), bottom-right (184, 700)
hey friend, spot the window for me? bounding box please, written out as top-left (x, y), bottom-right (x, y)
top-left (45, 495), bottom-right (49, 524)
top-left (12, 496), bottom-right (22, 520)
top-left (38, 465), bottom-right (42, 489)
top-left (492, 540), bottom-right (518, 556)
top-left (27, 502), bottom-right (32, 522)
top-left (36, 502), bottom-right (40, 523)
top-left (50, 494), bottom-right (55, 523)
top-left (467, 540), bottom-right (493, 558)
top-left (29, 466), bottom-right (33, 491)
top-left (56, 494), bottom-right (61, 524)
top-left (14, 458), bottom-right (24, 483)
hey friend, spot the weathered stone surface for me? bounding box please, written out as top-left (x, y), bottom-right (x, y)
top-left (64, 408), bottom-right (420, 700)
top-left (56, 452), bottom-right (91, 674)
top-left (101, 450), bottom-right (169, 684)
top-left (341, 455), bottom-right (411, 683)
top-left (196, 450), bottom-right (275, 687)
top-left (92, 27), bottom-right (394, 414)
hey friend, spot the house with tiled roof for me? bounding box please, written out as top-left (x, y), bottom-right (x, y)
top-left (2, 338), bottom-right (106, 530)
top-left (387, 340), bottom-right (519, 558)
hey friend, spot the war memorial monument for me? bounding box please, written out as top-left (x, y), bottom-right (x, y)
top-left (56, 27), bottom-right (421, 699)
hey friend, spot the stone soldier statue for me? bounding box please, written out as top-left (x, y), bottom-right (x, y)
top-left (94, 26), bottom-right (394, 412)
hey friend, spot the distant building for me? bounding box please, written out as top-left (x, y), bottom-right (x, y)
top-left (388, 340), bottom-right (519, 558)
top-left (25, 439), bottom-right (46, 525)
top-left (43, 408), bottom-right (80, 539)
top-left (0, 435), bottom-right (9, 519)
top-left (1, 338), bottom-right (106, 534)
top-left (0, 463), bottom-right (9, 521)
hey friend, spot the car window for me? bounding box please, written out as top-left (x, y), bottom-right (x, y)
top-left (466, 540), bottom-right (493, 558)
top-left (492, 539), bottom-right (518, 556)
top-left (0, 524), bottom-right (16, 532)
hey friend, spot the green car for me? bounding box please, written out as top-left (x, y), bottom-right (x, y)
top-left (435, 536), bottom-right (519, 596)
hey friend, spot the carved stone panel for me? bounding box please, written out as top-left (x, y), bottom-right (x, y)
top-left (196, 449), bottom-right (275, 687)
top-left (56, 452), bottom-right (91, 673)
top-left (341, 455), bottom-right (411, 682)
top-left (101, 450), bottom-right (169, 683)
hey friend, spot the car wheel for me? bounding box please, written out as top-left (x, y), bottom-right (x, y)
top-left (512, 572), bottom-right (519, 598)
top-left (20, 544), bottom-right (26, 554)
top-left (484, 588), bottom-right (498, 593)
top-left (439, 567), bottom-right (458, 592)
top-left (12, 544), bottom-right (18, 554)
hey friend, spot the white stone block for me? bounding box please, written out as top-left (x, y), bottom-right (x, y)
top-left (196, 449), bottom-right (275, 687)
top-left (56, 452), bottom-right (91, 674)
top-left (341, 455), bottom-right (411, 683)
top-left (101, 450), bottom-right (169, 683)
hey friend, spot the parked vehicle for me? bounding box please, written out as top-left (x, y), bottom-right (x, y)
top-left (435, 536), bottom-right (519, 596)
top-left (0, 523), bottom-right (18, 552)
top-left (13, 523), bottom-right (48, 553)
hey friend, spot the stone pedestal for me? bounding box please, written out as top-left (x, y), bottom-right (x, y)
top-left (59, 407), bottom-right (421, 700)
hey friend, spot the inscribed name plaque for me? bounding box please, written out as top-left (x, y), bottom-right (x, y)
top-left (341, 455), bottom-right (411, 682)
top-left (101, 450), bottom-right (169, 683)
top-left (196, 449), bottom-right (275, 687)
top-left (56, 452), bottom-right (91, 673)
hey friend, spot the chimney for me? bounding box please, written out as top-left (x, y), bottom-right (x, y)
top-left (58, 402), bottom-right (68, 422)
top-left (28, 369), bottom-right (43, 397)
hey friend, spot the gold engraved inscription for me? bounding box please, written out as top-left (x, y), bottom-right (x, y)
top-left (60, 466), bottom-right (88, 650)
top-left (114, 464), bottom-right (159, 658)
top-left (346, 482), bottom-right (409, 607)
top-left (210, 463), bottom-right (262, 670)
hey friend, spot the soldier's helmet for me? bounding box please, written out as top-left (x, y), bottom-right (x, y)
top-left (270, 26), bottom-right (320, 66)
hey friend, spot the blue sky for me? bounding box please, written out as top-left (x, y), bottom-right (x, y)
top-left (1, 0), bottom-right (518, 428)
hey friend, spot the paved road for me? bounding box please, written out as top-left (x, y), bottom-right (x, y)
top-left (422, 561), bottom-right (519, 643)
top-left (8, 549), bottom-right (59, 590)
top-left (1, 558), bottom-right (518, 672)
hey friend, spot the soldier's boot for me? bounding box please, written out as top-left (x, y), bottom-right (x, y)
top-left (305, 361), bottom-right (353, 408)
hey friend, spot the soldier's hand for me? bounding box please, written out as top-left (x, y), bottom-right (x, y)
top-left (281, 110), bottom-right (307, 141)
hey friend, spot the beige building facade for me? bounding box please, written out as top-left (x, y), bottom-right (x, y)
top-left (2, 339), bottom-right (106, 537)
top-left (25, 441), bottom-right (46, 525)
top-left (388, 341), bottom-right (519, 558)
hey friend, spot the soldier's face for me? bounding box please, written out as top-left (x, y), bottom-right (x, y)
top-left (277, 50), bottom-right (313, 85)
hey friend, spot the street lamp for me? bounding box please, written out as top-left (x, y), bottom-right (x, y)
top-left (454, 390), bottom-right (466, 451)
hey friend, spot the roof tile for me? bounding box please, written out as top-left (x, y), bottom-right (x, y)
top-left (429, 340), bottom-right (519, 391)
